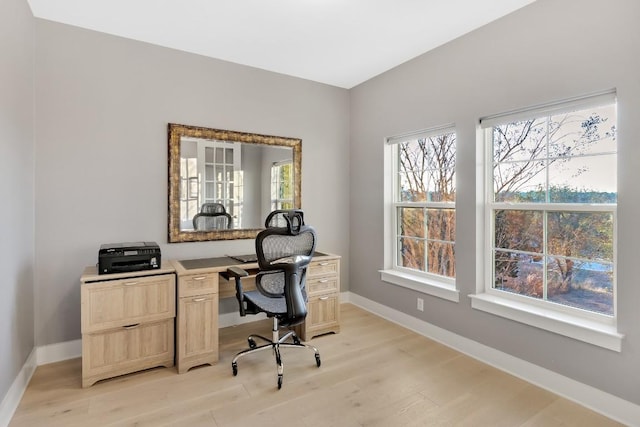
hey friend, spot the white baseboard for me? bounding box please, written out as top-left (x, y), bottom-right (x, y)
top-left (347, 292), bottom-right (640, 427)
top-left (36, 339), bottom-right (81, 365)
top-left (0, 349), bottom-right (37, 427)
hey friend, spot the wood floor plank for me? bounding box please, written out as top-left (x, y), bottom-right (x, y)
top-left (10, 304), bottom-right (623, 427)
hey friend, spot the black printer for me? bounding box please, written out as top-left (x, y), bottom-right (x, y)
top-left (98, 242), bottom-right (161, 274)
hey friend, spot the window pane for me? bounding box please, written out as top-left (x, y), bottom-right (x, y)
top-left (398, 207), bottom-right (425, 238)
top-left (426, 208), bottom-right (455, 241)
top-left (205, 147), bottom-right (214, 163)
top-left (398, 237), bottom-right (425, 271)
top-left (180, 180), bottom-right (187, 199)
top-left (225, 148), bottom-right (233, 164)
top-left (494, 250), bottom-right (543, 299)
top-left (426, 167), bottom-right (456, 202)
top-left (547, 212), bottom-right (613, 261)
top-left (494, 160), bottom-right (546, 202)
top-left (188, 178), bottom-right (198, 198)
top-left (205, 165), bottom-right (214, 180)
top-left (397, 133), bottom-right (456, 203)
top-left (548, 104), bottom-right (617, 158)
top-left (548, 154), bottom-right (616, 203)
top-left (398, 171), bottom-right (428, 202)
top-left (494, 210), bottom-right (543, 252)
top-left (215, 147), bottom-right (224, 160)
top-left (547, 258), bottom-right (613, 315)
top-left (427, 241), bottom-right (455, 277)
top-left (215, 165), bottom-right (224, 181)
top-left (493, 119), bottom-right (547, 163)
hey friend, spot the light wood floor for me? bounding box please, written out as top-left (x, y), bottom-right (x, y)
top-left (10, 304), bottom-right (621, 427)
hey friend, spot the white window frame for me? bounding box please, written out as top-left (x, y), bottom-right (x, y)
top-left (470, 91), bottom-right (623, 351)
top-left (381, 125), bottom-right (459, 303)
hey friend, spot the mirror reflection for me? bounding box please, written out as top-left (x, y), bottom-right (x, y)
top-left (168, 124), bottom-right (301, 242)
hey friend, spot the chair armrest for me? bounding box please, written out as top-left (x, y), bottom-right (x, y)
top-left (269, 255), bottom-right (312, 267)
top-left (227, 266), bottom-right (249, 279)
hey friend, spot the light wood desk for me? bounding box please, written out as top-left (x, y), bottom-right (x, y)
top-left (80, 253), bottom-right (340, 384)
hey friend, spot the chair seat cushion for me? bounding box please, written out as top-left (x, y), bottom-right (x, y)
top-left (243, 288), bottom-right (307, 315)
top-left (244, 291), bottom-right (285, 314)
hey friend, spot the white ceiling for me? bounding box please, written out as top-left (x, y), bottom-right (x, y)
top-left (27, 0), bottom-right (535, 88)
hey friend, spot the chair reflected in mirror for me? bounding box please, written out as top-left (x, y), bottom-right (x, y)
top-left (193, 203), bottom-right (233, 230)
top-left (200, 203), bottom-right (226, 214)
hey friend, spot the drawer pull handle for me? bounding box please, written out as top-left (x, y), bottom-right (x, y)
top-left (319, 262), bottom-right (329, 266)
top-left (123, 323), bottom-right (140, 329)
top-left (319, 279), bottom-right (329, 283)
top-left (192, 276), bottom-right (207, 281)
top-left (193, 298), bottom-right (206, 302)
top-left (319, 296), bottom-right (330, 301)
top-left (123, 281), bottom-right (138, 286)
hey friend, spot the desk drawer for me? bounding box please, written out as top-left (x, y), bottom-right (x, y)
top-left (81, 274), bottom-right (175, 333)
top-left (308, 259), bottom-right (339, 278)
top-left (307, 275), bottom-right (338, 296)
top-left (82, 319), bottom-right (174, 387)
top-left (178, 273), bottom-right (218, 298)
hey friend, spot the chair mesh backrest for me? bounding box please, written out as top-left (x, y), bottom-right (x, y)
top-left (256, 227), bottom-right (316, 295)
top-left (260, 231), bottom-right (315, 264)
top-left (201, 203), bottom-right (226, 214)
top-left (257, 271), bottom-right (286, 295)
top-left (193, 213), bottom-right (231, 230)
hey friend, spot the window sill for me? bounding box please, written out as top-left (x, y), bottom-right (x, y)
top-left (469, 293), bottom-right (623, 352)
top-left (380, 270), bottom-right (459, 303)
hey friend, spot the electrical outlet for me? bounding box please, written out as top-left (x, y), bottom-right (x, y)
top-left (417, 297), bottom-right (424, 312)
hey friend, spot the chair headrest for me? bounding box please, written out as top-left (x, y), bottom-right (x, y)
top-left (265, 209), bottom-right (305, 231)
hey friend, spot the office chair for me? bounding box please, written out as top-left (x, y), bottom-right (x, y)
top-left (192, 212), bottom-right (233, 230)
top-left (200, 202), bottom-right (227, 214)
top-left (227, 210), bottom-right (320, 389)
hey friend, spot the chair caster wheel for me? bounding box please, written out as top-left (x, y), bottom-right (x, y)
top-left (315, 354), bottom-right (321, 368)
top-left (232, 362), bottom-right (238, 376)
top-left (277, 374), bottom-right (283, 389)
top-left (248, 338), bottom-right (257, 349)
top-left (293, 336), bottom-right (301, 345)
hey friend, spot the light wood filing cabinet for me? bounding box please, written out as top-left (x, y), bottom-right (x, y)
top-left (296, 255), bottom-right (341, 340)
top-left (80, 265), bottom-right (176, 388)
top-left (175, 271), bottom-right (219, 374)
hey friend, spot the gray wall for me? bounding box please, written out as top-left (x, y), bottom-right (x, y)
top-left (349, 0), bottom-right (640, 404)
top-left (34, 20), bottom-right (350, 346)
top-left (0, 0), bottom-right (35, 399)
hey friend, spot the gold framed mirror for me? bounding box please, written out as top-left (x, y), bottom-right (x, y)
top-left (168, 123), bottom-right (301, 242)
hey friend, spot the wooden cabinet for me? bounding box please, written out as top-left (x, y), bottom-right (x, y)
top-left (80, 267), bottom-right (176, 388)
top-left (175, 271), bottom-right (219, 373)
top-left (297, 256), bottom-right (341, 340)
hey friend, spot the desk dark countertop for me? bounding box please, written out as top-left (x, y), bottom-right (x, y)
top-left (179, 256), bottom-right (244, 270)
